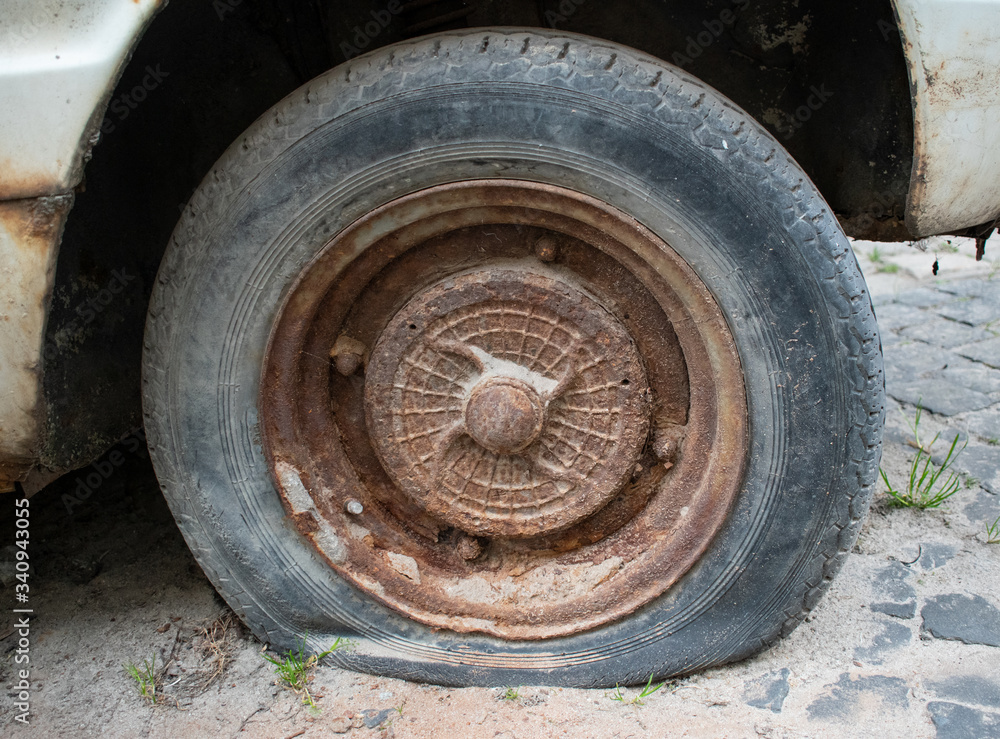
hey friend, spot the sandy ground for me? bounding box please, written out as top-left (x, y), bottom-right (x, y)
top-left (1, 236), bottom-right (998, 738)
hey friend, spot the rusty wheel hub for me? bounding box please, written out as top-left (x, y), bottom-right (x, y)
top-left (364, 268), bottom-right (650, 539)
top-left (260, 181), bottom-right (746, 639)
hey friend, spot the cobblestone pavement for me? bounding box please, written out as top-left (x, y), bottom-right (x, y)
top-left (857, 237), bottom-right (1000, 502)
top-left (1, 237), bottom-right (998, 739)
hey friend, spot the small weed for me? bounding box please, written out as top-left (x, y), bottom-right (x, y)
top-left (879, 404), bottom-right (967, 509)
top-left (877, 262), bottom-right (900, 274)
top-left (609, 673), bottom-right (666, 706)
top-left (124, 656), bottom-right (157, 704)
top-left (263, 636), bottom-right (343, 711)
top-left (986, 516), bottom-right (1000, 544)
top-left (940, 240), bottom-right (959, 253)
top-left (987, 437), bottom-right (999, 447)
top-left (869, 246), bottom-right (883, 263)
top-left (502, 686), bottom-right (521, 701)
top-left (964, 476), bottom-right (980, 490)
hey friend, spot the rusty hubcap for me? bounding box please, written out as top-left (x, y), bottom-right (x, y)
top-left (364, 268), bottom-right (650, 539)
top-left (260, 180), bottom-right (747, 639)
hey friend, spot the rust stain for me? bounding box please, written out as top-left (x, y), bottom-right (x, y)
top-left (0, 194), bottom-right (73, 482)
top-left (0, 155), bottom-right (68, 204)
top-left (259, 181), bottom-right (747, 639)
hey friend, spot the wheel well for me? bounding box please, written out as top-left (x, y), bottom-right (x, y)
top-left (40, 0), bottom-right (910, 471)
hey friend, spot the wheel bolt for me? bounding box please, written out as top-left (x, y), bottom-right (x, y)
top-left (345, 499), bottom-right (364, 515)
top-left (456, 533), bottom-right (483, 561)
top-left (534, 236), bottom-right (558, 262)
top-left (330, 335), bottom-right (367, 376)
top-left (334, 353), bottom-right (361, 376)
top-left (653, 433), bottom-right (680, 466)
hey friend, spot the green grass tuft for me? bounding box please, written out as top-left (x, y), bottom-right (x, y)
top-left (124, 656), bottom-right (157, 705)
top-left (879, 404), bottom-right (967, 509)
top-left (610, 673), bottom-right (667, 706)
top-left (263, 635), bottom-right (344, 711)
top-left (986, 515), bottom-right (1000, 544)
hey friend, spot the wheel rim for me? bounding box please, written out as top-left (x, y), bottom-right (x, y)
top-left (259, 180), bottom-right (747, 639)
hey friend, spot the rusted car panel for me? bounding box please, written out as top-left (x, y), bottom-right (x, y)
top-left (0, 196), bottom-right (72, 491)
top-left (893, 0), bottom-right (1000, 236)
top-left (0, 0), bottom-right (161, 200)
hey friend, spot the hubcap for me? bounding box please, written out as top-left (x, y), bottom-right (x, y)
top-left (364, 268), bottom-right (650, 539)
top-left (259, 180), bottom-right (747, 639)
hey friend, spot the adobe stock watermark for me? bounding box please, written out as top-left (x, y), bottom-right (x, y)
top-left (340, 0), bottom-right (404, 59)
top-left (43, 268), bottom-right (137, 364)
top-left (878, 18), bottom-right (900, 42)
top-left (3, 1), bottom-right (60, 49)
top-left (62, 428), bottom-right (148, 515)
top-left (773, 84), bottom-right (834, 139)
top-left (542, 0), bottom-right (587, 28)
top-left (846, 186), bottom-right (907, 235)
top-left (214, 0), bottom-right (245, 21)
top-left (12, 496), bottom-right (32, 725)
top-left (99, 65), bottom-right (170, 136)
top-left (670, 0), bottom-right (750, 68)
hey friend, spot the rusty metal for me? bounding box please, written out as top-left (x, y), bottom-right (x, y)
top-left (330, 335), bottom-right (367, 377)
top-left (364, 268), bottom-right (650, 539)
top-left (0, 194), bottom-right (73, 489)
top-left (533, 236), bottom-right (558, 263)
top-left (456, 533), bottom-right (482, 561)
top-left (259, 180), bottom-right (747, 639)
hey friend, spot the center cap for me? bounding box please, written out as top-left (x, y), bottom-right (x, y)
top-left (465, 378), bottom-right (544, 455)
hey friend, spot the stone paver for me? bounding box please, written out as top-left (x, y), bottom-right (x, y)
top-left (937, 299), bottom-right (1000, 327)
top-left (964, 406), bottom-right (1000, 440)
top-left (852, 240), bottom-right (1000, 735)
top-left (928, 676), bottom-right (1000, 709)
top-left (889, 379), bottom-right (993, 416)
top-left (869, 252), bottom-right (1000, 454)
top-left (921, 594), bottom-right (1000, 647)
top-left (901, 319), bottom-right (994, 349)
top-left (958, 336), bottom-right (1000, 369)
top-left (743, 668), bottom-right (791, 713)
top-left (927, 702), bottom-right (1000, 739)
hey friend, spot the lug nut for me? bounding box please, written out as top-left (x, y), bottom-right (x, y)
top-left (655, 438), bottom-right (676, 462)
top-left (345, 499), bottom-right (364, 515)
top-left (334, 353), bottom-right (361, 377)
top-left (456, 533), bottom-right (483, 561)
top-left (533, 236), bottom-right (558, 262)
top-left (330, 335), bottom-right (367, 377)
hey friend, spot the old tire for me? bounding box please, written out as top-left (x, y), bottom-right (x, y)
top-left (142, 29), bottom-right (883, 687)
